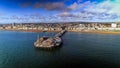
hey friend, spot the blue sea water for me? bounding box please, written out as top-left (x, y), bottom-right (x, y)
top-left (0, 30), bottom-right (120, 68)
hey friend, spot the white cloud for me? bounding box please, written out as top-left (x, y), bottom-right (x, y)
top-left (69, 1), bottom-right (93, 10)
top-left (69, 2), bottom-right (78, 10)
top-left (65, 0), bottom-right (120, 22)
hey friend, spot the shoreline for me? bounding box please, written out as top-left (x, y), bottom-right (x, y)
top-left (74, 31), bottom-right (120, 34)
top-left (68, 30), bottom-right (120, 34)
top-left (1, 29), bottom-right (120, 34)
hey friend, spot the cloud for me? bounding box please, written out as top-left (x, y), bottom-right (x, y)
top-left (33, 2), bottom-right (70, 11)
top-left (3, 0), bottom-right (120, 23)
top-left (57, 12), bottom-right (78, 17)
top-left (69, 2), bottom-right (78, 10)
top-left (68, 1), bottom-right (95, 10)
top-left (20, 1), bottom-right (71, 11)
top-left (65, 0), bottom-right (120, 22)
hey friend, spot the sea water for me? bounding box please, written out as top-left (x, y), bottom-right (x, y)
top-left (0, 30), bottom-right (120, 68)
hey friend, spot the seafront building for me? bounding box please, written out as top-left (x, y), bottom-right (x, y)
top-left (0, 23), bottom-right (120, 31)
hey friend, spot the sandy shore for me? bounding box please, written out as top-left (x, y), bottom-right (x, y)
top-left (1, 29), bottom-right (120, 34)
top-left (69, 30), bottom-right (120, 34)
top-left (63, 30), bottom-right (120, 34)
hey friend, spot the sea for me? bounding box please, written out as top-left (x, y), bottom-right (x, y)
top-left (0, 30), bottom-right (120, 68)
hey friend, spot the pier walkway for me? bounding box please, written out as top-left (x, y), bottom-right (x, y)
top-left (54, 30), bottom-right (66, 37)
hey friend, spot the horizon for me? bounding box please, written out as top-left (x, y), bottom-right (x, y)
top-left (1, 0), bottom-right (120, 23)
top-left (0, 21), bottom-right (120, 24)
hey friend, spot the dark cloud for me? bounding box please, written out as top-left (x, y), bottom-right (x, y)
top-left (1, 0), bottom-right (67, 3)
top-left (20, 0), bottom-right (71, 11)
top-left (33, 2), bottom-right (70, 11)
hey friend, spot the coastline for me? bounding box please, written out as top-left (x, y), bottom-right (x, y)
top-left (68, 30), bottom-right (120, 34)
top-left (1, 29), bottom-right (120, 34)
top-left (0, 29), bottom-right (61, 32)
top-left (83, 30), bottom-right (120, 34)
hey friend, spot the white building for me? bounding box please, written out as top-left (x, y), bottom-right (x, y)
top-left (111, 23), bottom-right (117, 28)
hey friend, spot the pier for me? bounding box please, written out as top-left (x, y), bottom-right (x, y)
top-left (54, 30), bottom-right (66, 37)
top-left (34, 30), bottom-right (66, 48)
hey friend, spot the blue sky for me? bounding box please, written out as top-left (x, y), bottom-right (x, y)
top-left (0, 0), bottom-right (120, 23)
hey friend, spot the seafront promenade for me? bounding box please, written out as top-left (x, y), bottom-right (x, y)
top-left (1, 23), bottom-right (120, 34)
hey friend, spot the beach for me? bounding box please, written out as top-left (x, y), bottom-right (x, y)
top-left (68, 30), bottom-right (120, 34)
top-left (1, 29), bottom-right (120, 34)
